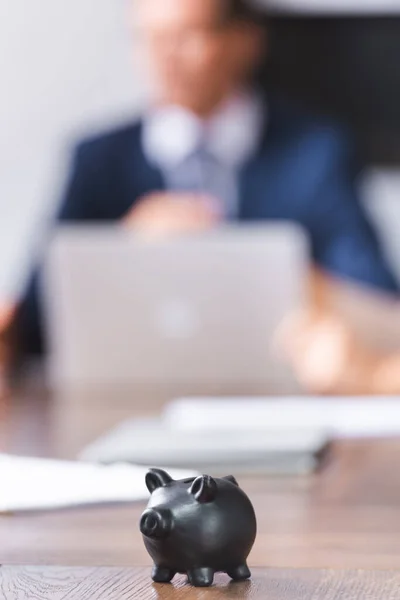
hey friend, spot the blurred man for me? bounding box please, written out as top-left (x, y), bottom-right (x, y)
top-left (6, 0), bottom-right (400, 393)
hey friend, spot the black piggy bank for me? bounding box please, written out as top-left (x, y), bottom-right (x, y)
top-left (140, 468), bottom-right (257, 588)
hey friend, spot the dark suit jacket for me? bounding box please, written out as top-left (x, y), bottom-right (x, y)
top-left (20, 95), bottom-right (399, 355)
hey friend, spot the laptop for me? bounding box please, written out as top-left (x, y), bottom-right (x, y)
top-left (43, 224), bottom-right (308, 389)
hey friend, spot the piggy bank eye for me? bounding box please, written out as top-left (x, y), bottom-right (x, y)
top-left (146, 468), bottom-right (174, 493)
top-left (189, 475), bottom-right (217, 504)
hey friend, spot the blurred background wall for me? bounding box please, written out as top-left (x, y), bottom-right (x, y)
top-left (1, 0), bottom-right (400, 300)
top-left (0, 0), bottom-right (145, 300)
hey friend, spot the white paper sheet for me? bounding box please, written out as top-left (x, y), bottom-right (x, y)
top-left (165, 397), bottom-right (400, 439)
top-left (258, 0), bottom-right (400, 14)
top-left (0, 455), bottom-right (195, 513)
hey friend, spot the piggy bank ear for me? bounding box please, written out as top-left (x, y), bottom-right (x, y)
top-left (145, 468), bottom-right (173, 493)
top-left (223, 475), bottom-right (239, 487)
top-left (190, 475), bottom-right (217, 503)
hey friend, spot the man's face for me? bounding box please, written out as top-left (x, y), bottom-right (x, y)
top-left (136, 0), bottom-right (262, 114)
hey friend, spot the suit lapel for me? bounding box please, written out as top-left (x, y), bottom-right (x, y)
top-left (237, 96), bottom-right (286, 221)
top-left (123, 121), bottom-right (165, 212)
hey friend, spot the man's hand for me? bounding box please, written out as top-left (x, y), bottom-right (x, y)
top-left (0, 304), bottom-right (15, 328)
top-left (123, 192), bottom-right (221, 235)
top-left (275, 309), bottom-right (380, 395)
top-left (0, 303), bottom-right (16, 359)
top-left (274, 267), bottom-right (400, 395)
top-left (0, 303), bottom-right (16, 399)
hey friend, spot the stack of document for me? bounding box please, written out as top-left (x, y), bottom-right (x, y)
top-left (80, 408), bottom-right (331, 476)
top-left (81, 396), bottom-right (400, 476)
top-left (81, 417), bottom-right (328, 475)
top-left (11, 397), bottom-right (398, 512)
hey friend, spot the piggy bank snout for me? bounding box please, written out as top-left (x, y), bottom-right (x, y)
top-left (140, 508), bottom-right (172, 539)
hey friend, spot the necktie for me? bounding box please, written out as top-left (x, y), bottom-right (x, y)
top-left (165, 142), bottom-right (237, 218)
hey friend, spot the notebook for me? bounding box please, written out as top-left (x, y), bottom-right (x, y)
top-left (80, 417), bottom-right (330, 476)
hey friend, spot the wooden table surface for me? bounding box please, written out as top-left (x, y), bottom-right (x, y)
top-left (1, 380), bottom-right (400, 598)
top-left (1, 566), bottom-right (400, 600)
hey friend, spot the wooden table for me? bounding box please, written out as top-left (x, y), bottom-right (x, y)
top-left (1, 381), bottom-right (400, 599)
top-left (1, 566), bottom-right (400, 599)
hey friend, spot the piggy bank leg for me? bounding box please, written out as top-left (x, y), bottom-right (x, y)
top-left (187, 567), bottom-right (214, 587)
top-left (152, 565), bottom-right (176, 583)
top-left (227, 564), bottom-right (251, 582)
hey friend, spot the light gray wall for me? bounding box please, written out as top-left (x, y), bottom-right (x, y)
top-left (0, 0), bottom-right (147, 299)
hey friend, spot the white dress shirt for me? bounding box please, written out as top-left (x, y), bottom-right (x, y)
top-left (142, 91), bottom-right (266, 218)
